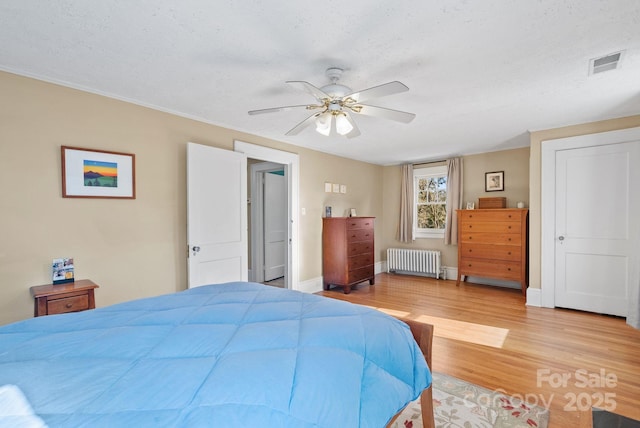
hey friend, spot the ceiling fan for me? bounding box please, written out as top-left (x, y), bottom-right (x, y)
top-left (248, 67), bottom-right (416, 138)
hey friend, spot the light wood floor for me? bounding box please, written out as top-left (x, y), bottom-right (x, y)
top-left (317, 273), bottom-right (640, 428)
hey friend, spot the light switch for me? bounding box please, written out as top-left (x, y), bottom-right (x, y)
top-left (324, 182), bottom-right (332, 192)
top-left (340, 185), bottom-right (347, 194)
top-left (301, 207), bottom-right (306, 215)
top-left (332, 183), bottom-right (340, 193)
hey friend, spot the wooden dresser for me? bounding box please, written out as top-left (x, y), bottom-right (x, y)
top-left (456, 209), bottom-right (528, 295)
top-left (322, 217), bottom-right (375, 294)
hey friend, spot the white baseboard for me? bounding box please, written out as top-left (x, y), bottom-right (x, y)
top-left (526, 287), bottom-right (542, 307)
top-left (375, 261), bottom-right (384, 275)
top-left (296, 277), bottom-right (323, 294)
top-left (444, 267), bottom-right (457, 281)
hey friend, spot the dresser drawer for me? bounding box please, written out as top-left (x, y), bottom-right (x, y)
top-left (460, 221), bottom-right (521, 233)
top-left (346, 228), bottom-right (374, 242)
top-left (47, 294), bottom-right (90, 314)
top-left (347, 265), bottom-right (374, 284)
top-left (348, 241), bottom-right (374, 256)
top-left (459, 210), bottom-right (522, 223)
top-left (461, 243), bottom-right (521, 261)
top-left (460, 258), bottom-right (521, 281)
top-left (459, 232), bottom-right (521, 245)
top-left (346, 217), bottom-right (374, 230)
top-left (348, 253), bottom-right (374, 270)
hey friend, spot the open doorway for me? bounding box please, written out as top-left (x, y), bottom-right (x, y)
top-left (249, 160), bottom-right (287, 288)
top-left (234, 140), bottom-right (299, 291)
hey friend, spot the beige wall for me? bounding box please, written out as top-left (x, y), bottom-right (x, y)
top-left (528, 114), bottom-right (640, 290)
top-left (380, 147), bottom-right (530, 268)
top-left (0, 71), bottom-right (383, 325)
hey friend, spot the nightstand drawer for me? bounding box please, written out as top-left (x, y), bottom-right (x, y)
top-left (31, 279), bottom-right (99, 317)
top-left (48, 294), bottom-right (89, 314)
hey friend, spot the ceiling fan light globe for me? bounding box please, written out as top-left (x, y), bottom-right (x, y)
top-left (335, 114), bottom-right (354, 136)
top-left (315, 114), bottom-right (332, 136)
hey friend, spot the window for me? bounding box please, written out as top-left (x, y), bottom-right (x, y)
top-left (414, 165), bottom-right (447, 238)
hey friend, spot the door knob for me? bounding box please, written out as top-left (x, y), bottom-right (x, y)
top-left (192, 246), bottom-right (201, 256)
top-left (558, 236), bottom-right (565, 241)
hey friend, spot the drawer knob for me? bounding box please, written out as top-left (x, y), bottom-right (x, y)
top-left (508, 226), bottom-right (512, 229)
top-left (507, 268), bottom-right (511, 271)
top-left (468, 249), bottom-right (472, 253)
top-left (508, 252), bottom-right (512, 255)
top-left (65, 303), bottom-right (73, 308)
top-left (468, 264), bottom-right (472, 267)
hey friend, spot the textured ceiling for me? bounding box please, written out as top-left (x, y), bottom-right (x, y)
top-left (1, 1), bottom-right (639, 165)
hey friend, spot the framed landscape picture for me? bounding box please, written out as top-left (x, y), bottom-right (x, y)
top-left (61, 146), bottom-right (135, 199)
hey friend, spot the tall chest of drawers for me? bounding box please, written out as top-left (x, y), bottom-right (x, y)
top-left (322, 217), bottom-right (375, 294)
top-left (456, 209), bottom-right (528, 295)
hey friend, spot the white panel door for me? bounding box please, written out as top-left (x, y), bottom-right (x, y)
top-left (187, 143), bottom-right (247, 288)
top-left (554, 141), bottom-right (640, 316)
top-left (263, 171), bottom-right (287, 281)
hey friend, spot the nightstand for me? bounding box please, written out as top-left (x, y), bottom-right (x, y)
top-left (30, 279), bottom-right (99, 317)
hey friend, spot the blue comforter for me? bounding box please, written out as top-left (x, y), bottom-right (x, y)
top-left (0, 282), bottom-right (431, 427)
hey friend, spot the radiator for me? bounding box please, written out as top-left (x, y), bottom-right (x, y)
top-left (386, 248), bottom-right (441, 279)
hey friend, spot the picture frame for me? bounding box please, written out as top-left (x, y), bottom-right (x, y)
top-left (61, 146), bottom-right (136, 199)
top-left (485, 171), bottom-right (504, 192)
top-left (349, 208), bottom-right (357, 217)
top-left (466, 202), bottom-right (475, 210)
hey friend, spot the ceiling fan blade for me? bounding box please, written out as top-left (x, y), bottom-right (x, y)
top-left (345, 81), bottom-right (409, 103)
top-left (248, 105), bottom-right (317, 115)
top-left (286, 81), bottom-right (331, 101)
top-left (351, 104), bottom-right (416, 123)
top-left (285, 112), bottom-right (320, 136)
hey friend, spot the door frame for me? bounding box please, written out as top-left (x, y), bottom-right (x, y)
top-left (541, 126), bottom-right (640, 308)
top-left (234, 140), bottom-right (299, 290)
top-left (250, 161), bottom-right (286, 283)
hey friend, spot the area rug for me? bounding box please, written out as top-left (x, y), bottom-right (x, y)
top-left (391, 372), bottom-right (549, 428)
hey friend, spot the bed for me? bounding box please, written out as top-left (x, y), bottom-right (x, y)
top-left (0, 281), bottom-right (433, 427)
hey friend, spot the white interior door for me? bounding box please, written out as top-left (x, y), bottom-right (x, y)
top-left (263, 171), bottom-right (287, 281)
top-left (554, 141), bottom-right (640, 316)
top-left (187, 142), bottom-right (247, 288)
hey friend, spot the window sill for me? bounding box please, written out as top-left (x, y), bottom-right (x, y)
top-left (414, 231), bottom-right (444, 239)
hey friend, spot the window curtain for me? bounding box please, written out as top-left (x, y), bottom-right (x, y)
top-left (444, 157), bottom-right (463, 245)
top-left (397, 163), bottom-right (413, 243)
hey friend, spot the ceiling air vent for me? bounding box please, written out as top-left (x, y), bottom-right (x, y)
top-left (589, 51), bottom-right (624, 75)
